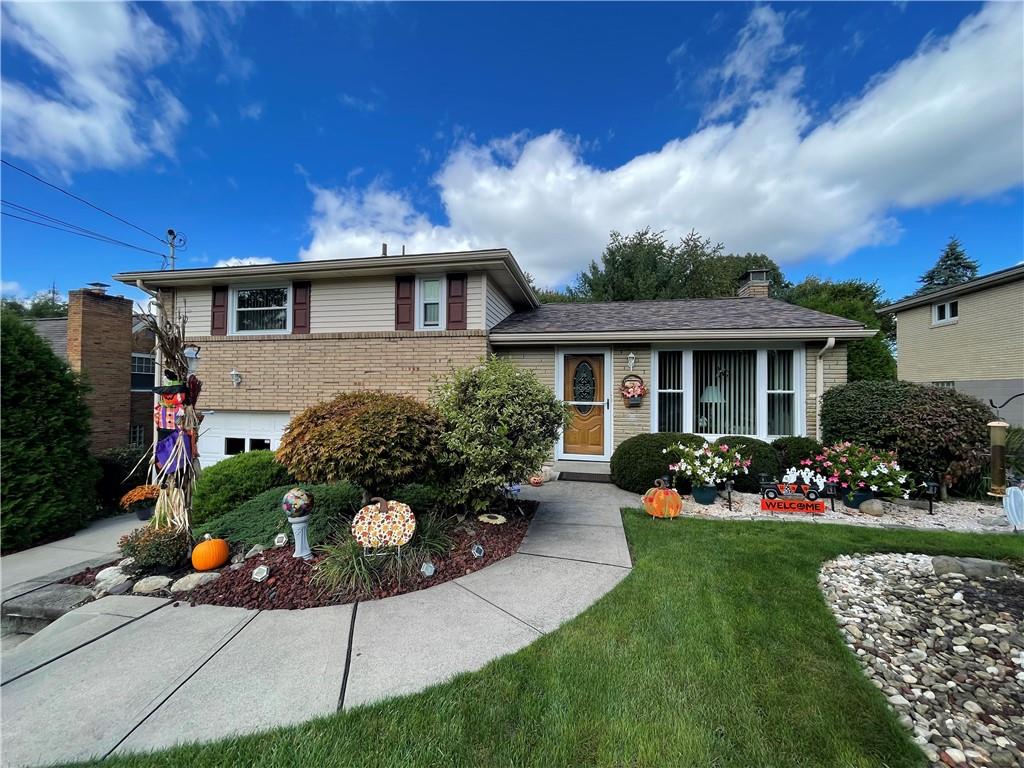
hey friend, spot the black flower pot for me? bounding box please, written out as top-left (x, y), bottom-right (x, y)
top-left (134, 505), bottom-right (155, 522)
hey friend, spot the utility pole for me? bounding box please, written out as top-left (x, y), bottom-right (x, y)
top-left (167, 228), bottom-right (177, 271)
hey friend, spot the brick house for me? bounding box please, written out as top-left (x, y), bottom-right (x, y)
top-left (30, 287), bottom-right (156, 453)
top-left (114, 250), bottom-right (874, 471)
top-left (880, 264), bottom-right (1024, 426)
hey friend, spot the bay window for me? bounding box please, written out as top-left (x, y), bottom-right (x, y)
top-left (652, 346), bottom-right (804, 440)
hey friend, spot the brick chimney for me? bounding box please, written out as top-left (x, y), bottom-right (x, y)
top-left (67, 287), bottom-right (133, 453)
top-left (738, 269), bottom-right (771, 298)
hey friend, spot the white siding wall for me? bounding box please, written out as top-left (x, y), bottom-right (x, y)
top-left (467, 273), bottom-right (485, 329)
top-left (169, 286), bottom-right (212, 337)
top-left (485, 278), bottom-right (515, 328)
top-left (309, 276), bottom-right (395, 331)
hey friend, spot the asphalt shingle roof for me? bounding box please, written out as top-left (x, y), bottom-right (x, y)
top-left (491, 298), bottom-right (865, 334)
top-left (30, 318), bottom-right (69, 360)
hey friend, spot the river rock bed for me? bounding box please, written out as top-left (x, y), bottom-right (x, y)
top-left (820, 553), bottom-right (1024, 767)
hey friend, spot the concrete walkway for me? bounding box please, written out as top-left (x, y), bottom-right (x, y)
top-left (0, 481), bottom-right (637, 767)
top-left (1, 514), bottom-right (140, 591)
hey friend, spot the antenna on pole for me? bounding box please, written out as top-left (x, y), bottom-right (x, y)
top-left (166, 229), bottom-right (187, 270)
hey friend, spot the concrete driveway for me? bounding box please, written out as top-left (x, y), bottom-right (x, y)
top-left (0, 481), bottom-right (637, 767)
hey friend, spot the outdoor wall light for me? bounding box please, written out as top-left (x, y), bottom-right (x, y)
top-left (229, 369), bottom-right (242, 387)
top-left (626, 352), bottom-right (636, 371)
top-left (183, 344), bottom-right (201, 374)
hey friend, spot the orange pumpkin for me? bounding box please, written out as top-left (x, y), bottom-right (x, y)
top-left (643, 479), bottom-right (683, 519)
top-left (191, 534), bottom-right (229, 571)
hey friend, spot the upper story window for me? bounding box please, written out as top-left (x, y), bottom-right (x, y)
top-left (932, 300), bottom-right (959, 326)
top-left (416, 276), bottom-right (446, 330)
top-left (233, 286), bottom-right (290, 334)
top-left (131, 353), bottom-right (156, 391)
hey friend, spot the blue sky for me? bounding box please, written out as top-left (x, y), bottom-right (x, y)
top-left (1, 1), bottom-right (1021, 308)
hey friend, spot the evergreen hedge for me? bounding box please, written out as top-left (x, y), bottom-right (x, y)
top-left (1, 312), bottom-right (99, 552)
top-left (714, 436), bottom-right (780, 492)
top-left (610, 432), bottom-right (704, 494)
top-left (192, 450), bottom-right (293, 525)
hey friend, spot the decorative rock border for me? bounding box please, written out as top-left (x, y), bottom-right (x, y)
top-left (820, 553), bottom-right (1023, 767)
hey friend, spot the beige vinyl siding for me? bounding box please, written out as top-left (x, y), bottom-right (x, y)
top-left (309, 276), bottom-right (394, 332)
top-left (485, 277), bottom-right (515, 329)
top-left (612, 345), bottom-right (650, 449)
top-left (805, 342), bottom-right (848, 439)
top-left (494, 346), bottom-right (556, 393)
top-left (169, 286), bottom-right (213, 337)
top-left (467, 272), bottom-right (485, 329)
top-left (896, 280), bottom-right (1024, 382)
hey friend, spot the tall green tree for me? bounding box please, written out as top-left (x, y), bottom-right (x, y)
top-left (782, 278), bottom-right (896, 382)
top-left (1, 289), bottom-right (68, 318)
top-left (572, 228), bottom-right (786, 301)
top-left (916, 236), bottom-right (979, 294)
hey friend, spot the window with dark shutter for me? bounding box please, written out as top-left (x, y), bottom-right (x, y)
top-left (211, 285), bottom-right (228, 336)
top-left (446, 273), bottom-right (467, 330)
top-left (395, 276), bottom-right (414, 330)
top-left (292, 281), bottom-right (311, 334)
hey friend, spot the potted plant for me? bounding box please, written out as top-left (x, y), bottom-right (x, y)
top-left (804, 442), bottom-right (911, 509)
top-left (119, 484), bottom-right (161, 521)
top-left (620, 376), bottom-right (648, 408)
top-left (666, 441), bottom-right (751, 505)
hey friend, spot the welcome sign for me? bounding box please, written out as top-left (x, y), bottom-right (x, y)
top-left (760, 498), bottom-right (826, 515)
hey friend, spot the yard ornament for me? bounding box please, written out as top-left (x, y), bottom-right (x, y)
top-left (352, 497), bottom-right (416, 550)
top-left (642, 479), bottom-right (683, 519)
top-left (1004, 486), bottom-right (1024, 532)
top-left (282, 488), bottom-right (315, 560)
top-left (192, 534), bottom-right (230, 571)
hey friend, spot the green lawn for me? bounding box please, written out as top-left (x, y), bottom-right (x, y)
top-left (77, 514), bottom-right (1022, 768)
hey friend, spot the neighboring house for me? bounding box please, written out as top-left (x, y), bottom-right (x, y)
top-left (114, 250), bottom-right (874, 471)
top-left (29, 287), bottom-right (156, 452)
top-left (881, 265), bottom-right (1024, 427)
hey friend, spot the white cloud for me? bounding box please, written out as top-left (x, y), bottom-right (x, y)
top-left (339, 92), bottom-right (381, 113)
top-left (215, 256), bottom-right (277, 267)
top-left (240, 102), bottom-right (264, 121)
top-left (298, 2), bottom-right (1023, 286)
top-left (0, 2), bottom-right (185, 175)
top-left (1, 281), bottom-right (24, 297)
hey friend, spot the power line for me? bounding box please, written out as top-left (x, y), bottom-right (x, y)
top-left (1, 211), bottom-right (167, 259)
top-left (1, 158), bottom-right (169, 245)
top-left (1, 199), bottom-right (153, 247)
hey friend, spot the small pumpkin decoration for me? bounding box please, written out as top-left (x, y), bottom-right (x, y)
top-left (529, 475), bottom-right (544, 487)
top-left (352, 497), bottom-right (416, 549)
top-left (192, 533), bottom-right (230, 571)
top-left (643, 479), bottom-right (683, 519)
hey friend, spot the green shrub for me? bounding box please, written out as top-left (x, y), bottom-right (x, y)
top-left (432, 356), bottom-right (569, 514)
top-left (610, 432), bottom-right (705, 494)
top-left (391, 483), bottom-right (445, 516)
top-left (772, 437), bottom-right (824, 472)
top-left (715, 436), bottom-right (780, 492)
top-left (1, 311), bottom-right (100, 553)
top-left (192, 451), bottom-right (293, 525)
top-left (118, 526), bottom-right (191, 570)
top-left (276, 392), bottom-right (444, 500)
top-left (1008, 426), bottom-right (1024, 477)
top-left (821, 381), bottom-right (991, 484)
top-left (96, 446), bottom-right (149, 513)
top-left (194, 482), bottom-right (362, 548)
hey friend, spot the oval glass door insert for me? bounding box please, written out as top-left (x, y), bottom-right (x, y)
top-left (573, 361), bottom-right (596, 414)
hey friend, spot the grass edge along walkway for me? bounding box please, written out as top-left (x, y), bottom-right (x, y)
top-left (68, 513), bottom-right (1022, 768)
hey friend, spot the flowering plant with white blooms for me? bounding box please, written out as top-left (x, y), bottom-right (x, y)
top-left (805, 441), bottom-right (912, 499)
top-left (665, 441), bottom-right (751, 487)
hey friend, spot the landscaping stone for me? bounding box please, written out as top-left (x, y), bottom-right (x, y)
top-left (92, 567), bottom-right (130, 597)
top-left (244, 544), bottom-right (265, 560)
top-left (133, 576), bottom-right (172, 595)
top-left (858, 499), bottom-right (885, 516)
top-left (820, 553), bottom-right (1023, 768)
top-left (117, 557), bottom-right (136, 569)
top-left (171, 572), bottom-right (221, 593)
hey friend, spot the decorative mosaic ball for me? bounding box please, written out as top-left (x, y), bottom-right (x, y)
top-left (282, 487), bottom-right (313, 519)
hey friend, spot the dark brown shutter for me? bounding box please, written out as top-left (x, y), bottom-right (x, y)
top-left (211, 285), bottom-right (228, 336)
top-left (446, 273), bottom-right (467, 330)
top-left (395, 276), bottom-right (414, 330)
top-left (292, 281), bottom-right (311, 334)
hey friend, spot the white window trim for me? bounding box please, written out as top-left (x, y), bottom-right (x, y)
top-left (131, 353), bottom-right (156, 392)
top-left (229, 283), bottom-right (292, 336)
top-left (415, 275), bottom-right (447, 331)
top-left (931, 300), bottom-right (959, 327)
top-left (650, 343), bottom-right (806, 441)
top-left (554, 347), bottom-right (613, 462)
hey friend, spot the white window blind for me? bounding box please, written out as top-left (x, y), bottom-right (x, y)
top-left (767, 349), bottom-right (795, 436)
top-left (657, 351), bottom-right (685, 432)
top-left (693, 350), bottom-right (756, 436)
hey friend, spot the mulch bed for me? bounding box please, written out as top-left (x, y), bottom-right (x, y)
top-left (184, 501), bottom-right (536, 611)
top-left (60, 560), bottom-right (118, 586)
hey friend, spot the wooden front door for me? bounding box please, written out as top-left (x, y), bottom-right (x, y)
top-left (562, 354), bottom-right (606, 456)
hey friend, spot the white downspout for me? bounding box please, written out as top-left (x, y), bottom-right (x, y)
top-left (815, 336), bottom-right (836, 441)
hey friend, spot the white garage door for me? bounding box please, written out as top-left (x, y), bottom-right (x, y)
top-left (198, 411), bottom-right (291, 467)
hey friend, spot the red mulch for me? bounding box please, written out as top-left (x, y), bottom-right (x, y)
top-left (60, 560), bottom-right (118, 586)
top-left (185, 502), bottom-right (535, 610)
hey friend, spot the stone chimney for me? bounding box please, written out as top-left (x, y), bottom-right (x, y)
top-left (738, 269), bottom-right (771, 298)
top-left (67, 287), bottom-right (133, 452)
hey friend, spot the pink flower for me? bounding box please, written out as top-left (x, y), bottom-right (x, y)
top-left (800, 459), bottom-right (811, 466)
top-left (823, 461), bottom-right (833, 468)
top-left (720, 444), bottom-right (730, 452)
top-left (844, 469), bottom-right (852, 476)
top-left (840, 482), bottom-right (849, 488)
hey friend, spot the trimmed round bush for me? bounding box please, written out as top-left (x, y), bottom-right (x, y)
top-left (118, 526), bottom-right (191, 570)
top-left (1, 311), bottom-right (99, 553)
top-left (194, 482), bottom-right (362, 548)
top-left (772, 437), bottom-right (824, 472)
top-left (821, 381), bottom-right (991, 484)
top-left (276, 391), bottom-right (444, 499)
top-left (433, 356), bottom-right (569, 514)
top-left (192, 450), bottom-right (293, 525)
top-left (715, 436), bottom-right (780, 492)
top-left (610, 432), bottom-right (704, 494)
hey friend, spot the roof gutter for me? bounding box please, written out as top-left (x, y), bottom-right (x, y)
top-left (815, 336), bottom-right (836, 441)
top-left (488, 328), bottom-right (876, 344)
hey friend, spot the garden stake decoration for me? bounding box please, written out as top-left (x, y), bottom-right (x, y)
top-left (352, 496), bottom-right (416, 561)
top-left (642, 479), bottom-right (682, 519)
top-left (282, 487), bottom-right (314, 560)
